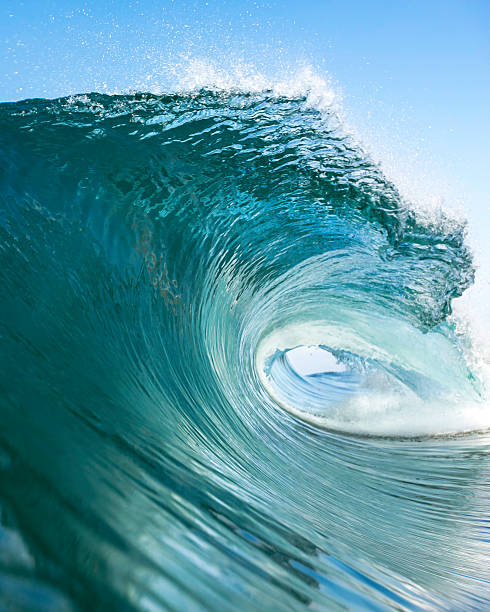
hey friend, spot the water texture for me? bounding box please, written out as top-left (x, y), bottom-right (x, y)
top-left (0, 91), bottom-right (489, 610)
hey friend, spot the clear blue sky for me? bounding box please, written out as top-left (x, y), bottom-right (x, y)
top-left (1, 1), bottom-right (489, 265)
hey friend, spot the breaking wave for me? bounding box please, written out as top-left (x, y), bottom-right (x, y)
top-left (0, 86), bottom-right (489, 610)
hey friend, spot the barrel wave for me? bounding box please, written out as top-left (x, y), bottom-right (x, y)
top-left (0, 91), bottom-right (489, 610)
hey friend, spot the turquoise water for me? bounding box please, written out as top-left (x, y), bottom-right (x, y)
top-left (0, 91), bottom-right (489, 610)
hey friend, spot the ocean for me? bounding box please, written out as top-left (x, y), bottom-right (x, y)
top-left (0, 86), bottom-right (489, 610)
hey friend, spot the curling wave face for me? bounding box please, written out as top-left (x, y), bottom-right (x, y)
top-left (0, 90), bottom-right (489, 610)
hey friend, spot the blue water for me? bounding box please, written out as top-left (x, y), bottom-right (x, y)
top-left (0, 90), bottom-right (489, 610)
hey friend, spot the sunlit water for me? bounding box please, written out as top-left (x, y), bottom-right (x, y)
top-left (0, 88), bottom-right (489, 610)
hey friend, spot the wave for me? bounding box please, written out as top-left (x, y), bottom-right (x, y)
top-left (0, 88), bottom-right (489, 610)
